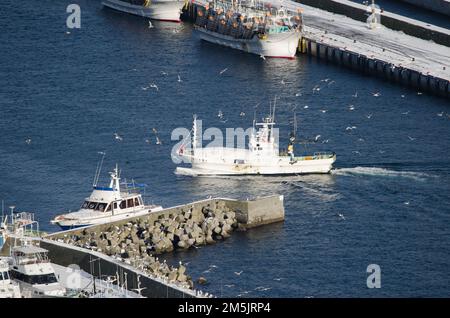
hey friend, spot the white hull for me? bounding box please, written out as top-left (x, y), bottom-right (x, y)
top-left (194, 26), bottom-right (301, 58)
top-left (54, 206), bottom-right (163, 229)
top-left (102, 0), bottom-right (185, 22)
top-left (177, 159), bottom-right (334, 175)
top-left (178, 148), bottom-right (336, 175)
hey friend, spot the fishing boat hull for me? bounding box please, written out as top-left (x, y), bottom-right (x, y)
top-left (194, 26), bottom-right (301, 58)
top-left (177, 155), bottom-right (336, 176)
top-left (52, 206), bottom-right (163, 230)
top-left (102, 0), bottom-right (185, 22)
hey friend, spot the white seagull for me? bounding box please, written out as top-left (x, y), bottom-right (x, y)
top-left (219, 67), bottom-right (228, 75)
top-left (114, 133), bottom-right (123, 141)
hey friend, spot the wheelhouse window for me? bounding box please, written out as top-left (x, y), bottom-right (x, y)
top-left (88, 202), bottom-right (97, 210)
top-left (105, 204), bottom-right (111, 212)
top-left (11, 271), bottom-right (58, 285)
top-left (1, 271), bottom-right (10, 281)
top-left (120, 200), bottom-right (127, 209)
top-left (96, 203), bottom-right (107, 212)
top-left (81, 201), bottom-right (89, 209)
top-left (134, 197), bottom-right (140, 206)
top-left (127, 198), bottom-right (134, 208)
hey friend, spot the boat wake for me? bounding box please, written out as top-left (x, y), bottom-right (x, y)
top-left (287, 181), bottom-right (341, 202)
top-left (331, 166), bottom-right (433, 181)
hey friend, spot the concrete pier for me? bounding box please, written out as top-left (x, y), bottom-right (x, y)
top-left (296, 0), bottom-right (450, 46)
top-left (184, 0), bottom-right (450, 98)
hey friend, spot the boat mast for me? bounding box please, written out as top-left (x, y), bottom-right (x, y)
top-left (272, 95), bottom-right (277, 122)
top-left (93, 152), bottom-right (106, 187)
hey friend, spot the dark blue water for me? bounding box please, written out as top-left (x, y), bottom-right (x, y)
top-left (1, 0), bottom-right (449, 297)
top-left (349, 0), bottom-right (450, 29)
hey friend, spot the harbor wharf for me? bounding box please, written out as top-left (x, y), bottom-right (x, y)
top-left (183, 0), bottom-right (450, 98)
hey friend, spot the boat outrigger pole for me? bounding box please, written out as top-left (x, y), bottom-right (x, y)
top-left (93, 151), bottom-right (106, 187)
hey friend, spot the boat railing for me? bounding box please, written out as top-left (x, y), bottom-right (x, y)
top-left (292, 152), bottom-right (335, 160)
top-left (313, 152), bottom-right (336, 159)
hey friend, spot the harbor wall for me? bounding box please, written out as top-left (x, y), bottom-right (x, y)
top-left (226, 195), bottom-right (285, 228)
top-left (296, 0), bottom-right (450, 46)
top-left (47, 196), bottom-right (285, 239)
top-left (182, 2), bottom-right (449, 98)
top-left (398, 0), bottom-right (450, 17)
top-left (40, 239), bottom-right (197, 298)
top-left (299, 37), bottom-right (450, 98)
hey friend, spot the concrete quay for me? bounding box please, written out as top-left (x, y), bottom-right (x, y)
top-left (184, 0), bottom-right (450, 98)
top-left (296, 0), bottom-right (450, 46)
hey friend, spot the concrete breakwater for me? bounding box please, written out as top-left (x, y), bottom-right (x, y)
top-left (46, 196), bottom-right (285, 296)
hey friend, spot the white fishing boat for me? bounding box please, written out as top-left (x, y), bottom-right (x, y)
top-left (175, 107), bottom-right (336, 176)
top-left (193, 0), bottom-right (302, 58)
top-left (8, 243), bottom-right (66, 298)
top-left (0, 259), bottom-right (21, 298)
top-left (102, 0), bottom-right (186, 22)
top-left (51, 164), bottom-right (162, 230)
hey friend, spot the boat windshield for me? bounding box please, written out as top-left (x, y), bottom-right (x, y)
top-left (11, 271), bottom-right (58, 285)
top-left (81, 201), bottom-right (108, 212)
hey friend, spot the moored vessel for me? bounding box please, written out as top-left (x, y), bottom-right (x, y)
top-left (8, 242), bottom-right (66, 298)
top-left (193, 0), bottom-right (303, 58)
top-left (102, 0), bottom-right (186, 22)
top-left (0, 259), bottom-right (21, 298)
top-left (51, 164), bottom-right (162, 230)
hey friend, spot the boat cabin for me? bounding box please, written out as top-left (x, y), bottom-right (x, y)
top-left (80, 165), bottom-right (145, 214)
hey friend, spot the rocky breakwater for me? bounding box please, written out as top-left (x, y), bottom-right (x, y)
top-left (53, 202), bottom-right (238, 290)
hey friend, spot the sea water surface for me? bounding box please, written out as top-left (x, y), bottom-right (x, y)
top-left (1, 0), bottom-right (449, 297)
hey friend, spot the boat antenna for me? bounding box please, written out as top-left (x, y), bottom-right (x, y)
top-left (93, 151), bottom-right (106, 187)
top-left (272, 95), bottom-right (277, 122)
top-left (192, 114), bottom-right (198, 155)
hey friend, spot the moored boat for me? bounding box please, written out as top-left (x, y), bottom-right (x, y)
top-left (193, 0), bottom-right (303, 58)
top-left (51, 164), bottom-right (162, 230)
top-left (8, 243), bottom-right (66, 298)
top-left (0, 259), bottom-right (21, 298)
top-left (102, 0), bottom-right (186, 22)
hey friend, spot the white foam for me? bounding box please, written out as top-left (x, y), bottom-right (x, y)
top-left (288, 182), bottom-right (341, 202)
top-left (331, 166), bottom-right (431, 181)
